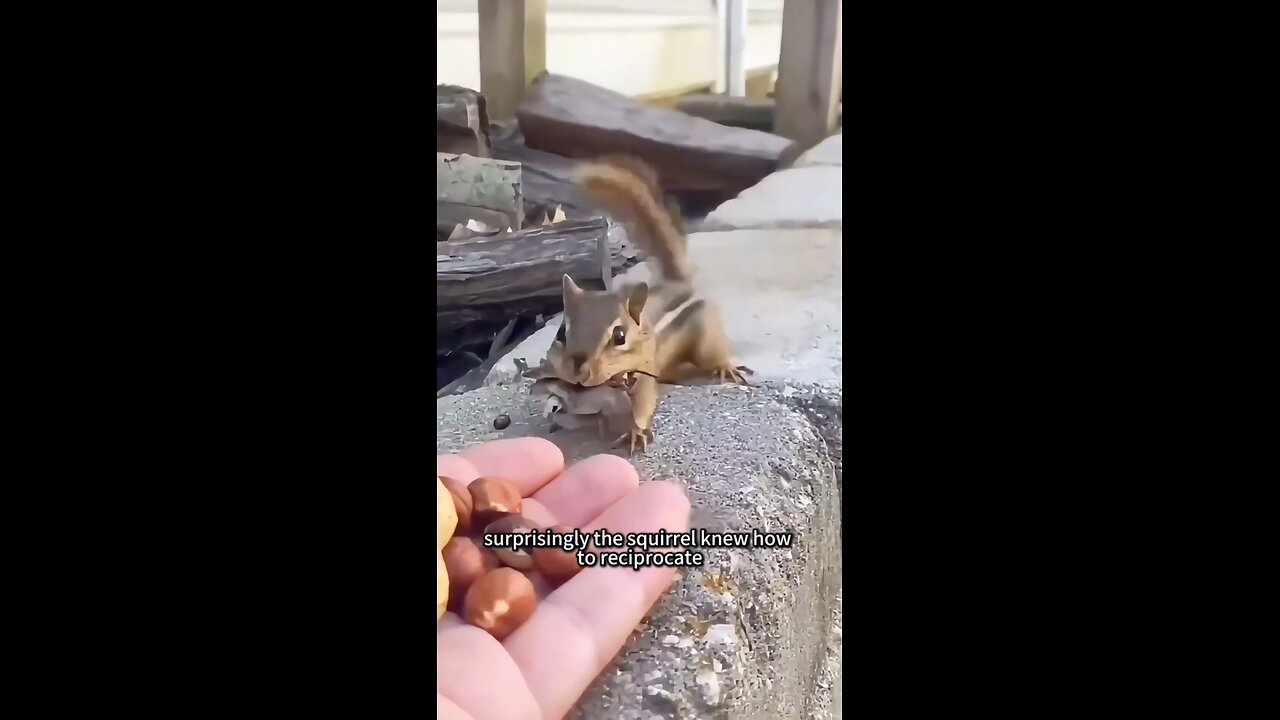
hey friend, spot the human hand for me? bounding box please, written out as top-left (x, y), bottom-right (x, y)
top-left (436, 438), bottom-right (692, 720)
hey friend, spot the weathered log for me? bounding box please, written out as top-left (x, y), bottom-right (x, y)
top-left (490, 132), bottom-right (592, 223)
top-left (436, 203), bottom-right (508, 238)
top-left (491, 130), bottom-right (724, 226)
top-left (436, 153), bottom-right (523, 231)
top-left (436, 218), bottom-right (629, 336)
top-left (437, 84), bottom-right (491, 157)
top-left (517, 73), bottom-right (792, 198)
top-left (675, 94), bottom-right (776, 132)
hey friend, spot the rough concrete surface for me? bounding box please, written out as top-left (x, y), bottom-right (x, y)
top-left (701, 166), bottom-right (843, 231)
top-left (488, 229), bottom-right (842, 388)
top-left (793, 133), bottom-right (843, 168)
top-left (701, 132), bottom-right (843, 231)
top-left (437, 381), bottom-right (843, 719)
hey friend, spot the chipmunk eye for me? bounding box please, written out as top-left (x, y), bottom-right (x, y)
top-left (612, 326), bottom-right (626, 346)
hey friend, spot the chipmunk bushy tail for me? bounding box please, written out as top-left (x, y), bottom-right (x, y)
top-left (573, 157), bottom-right (693, 285)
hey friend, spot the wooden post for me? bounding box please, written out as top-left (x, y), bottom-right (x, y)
top-left (478, 0), bottom-right (547, 121)
top-left (714, 0), bottom-right (728, 93)
top-left (774, 0), bottom-right (842, 150)
top-left (726, 0), bottom-right (748, 97)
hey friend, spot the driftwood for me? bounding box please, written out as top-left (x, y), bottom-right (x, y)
top-left (437, 84), bottom-right (492, 157)
top-left (437, 217), bottom-right (632, 337)
top-left (436, 153), bottom-right (523, 233)
top-left (517, 73), bottom-right (792, 198)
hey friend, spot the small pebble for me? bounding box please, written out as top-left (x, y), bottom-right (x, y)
top-left (493, 414), bottom-right (511, 430)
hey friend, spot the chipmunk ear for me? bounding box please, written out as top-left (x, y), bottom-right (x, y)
top-left (625, 282), bottom-right (649, 323)
top-left (562, 274), bottom-right (584, 299)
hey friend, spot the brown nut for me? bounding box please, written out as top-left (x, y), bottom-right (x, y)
top-left (484, 515), bottom-right (542, 570)
top-left (442, 536), bottom-right (501, 610)
top-left (469, 477), bottom-right (523, 528)
top-left (532, 524), bottom-right (585, 585)
top-left (439, 476), bottom-right (473, 535)
top-left (463, 567), bottom-right (537, 640)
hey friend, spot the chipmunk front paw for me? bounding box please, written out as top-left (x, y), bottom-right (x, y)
top-left (612, 425), bottom-right (655, 455)
top-left (715, 364), bottom-right (754, 386)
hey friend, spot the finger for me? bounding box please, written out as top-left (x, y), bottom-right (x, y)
top-left (438, 438), bottom-right (565, 497)
top-left (530, 454), bottom-right (640, 528)
top-left (437, 455), bottom-right (479, 484)
top-left (438, 612), bottom-right (468, 632)
top-left (519, 498), bottom-right (558, 528)
top-left (502, 481), bottom-right (692, 720)
top-left (517, 455), bottom-right (639, 529)
top-left (437, 693), bottom-right (475, 720)
top-left (437, 623), bottom-right (541, 720)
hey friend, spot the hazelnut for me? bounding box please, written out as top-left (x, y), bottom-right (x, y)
top-left (463, 567), bottom-right (537, 640)
top-left (442, 536), bottom-right (500, 610)
top-left (439, 476), bottom-right (473, 535)
top-left (469, 477), bottom-right (523, 527)
top-left (532, 524), bottom-right (585, 585)
top-left (484, 516), bottom-right (542, 570)
top-left (437, 477), bottom-right (458, 550)
top-left (436, 550), bottom-right (448, 621)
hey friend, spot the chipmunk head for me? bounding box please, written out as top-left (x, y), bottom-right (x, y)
top-left (553, 274), bottom-right (654, 387)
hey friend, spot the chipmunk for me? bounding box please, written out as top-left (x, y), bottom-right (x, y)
top-left (537, 156), bottom-right (750, 453)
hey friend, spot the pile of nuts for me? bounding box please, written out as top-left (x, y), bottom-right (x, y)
top-left (436, 475), bottom-right (586, 640)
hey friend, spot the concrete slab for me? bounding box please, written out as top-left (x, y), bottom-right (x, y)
top-left (701, 166), bottom-right (842, 231)
top-left (492, 312), bottom-right (564, 383)
top-left (437, 382), bottom-right (843, 719)
top-left (487, 229), bottom-right (843, 388)
top-left (685, 229), bottom-right (842, 384)
top-left (793, 133), bottom-right (843, 168)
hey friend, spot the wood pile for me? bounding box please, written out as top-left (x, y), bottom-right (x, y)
top-left (437, 152), bottom-right (523, 239)
top-left (675, 94), bottom-right (776, 132)
top-left (437, 84), bottom-right (491, 157)
top-left (516, 72), bottom-right (794, 199)
top-left (437, 217), bottom-right (634, 339)
top-left (435, 75), bottom-right (795, 389)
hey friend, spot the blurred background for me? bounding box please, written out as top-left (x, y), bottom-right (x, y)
top-left (437, 0), bottom-right (786, 103)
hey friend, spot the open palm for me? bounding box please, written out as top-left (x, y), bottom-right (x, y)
top-left (437, 438), bottom-right (691, 720)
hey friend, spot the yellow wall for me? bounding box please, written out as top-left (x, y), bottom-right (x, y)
top-left (436, 8), bottom-right (782, 100)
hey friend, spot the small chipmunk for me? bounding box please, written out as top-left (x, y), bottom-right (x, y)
top-left (541, 156), bottom-right (750, 453)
